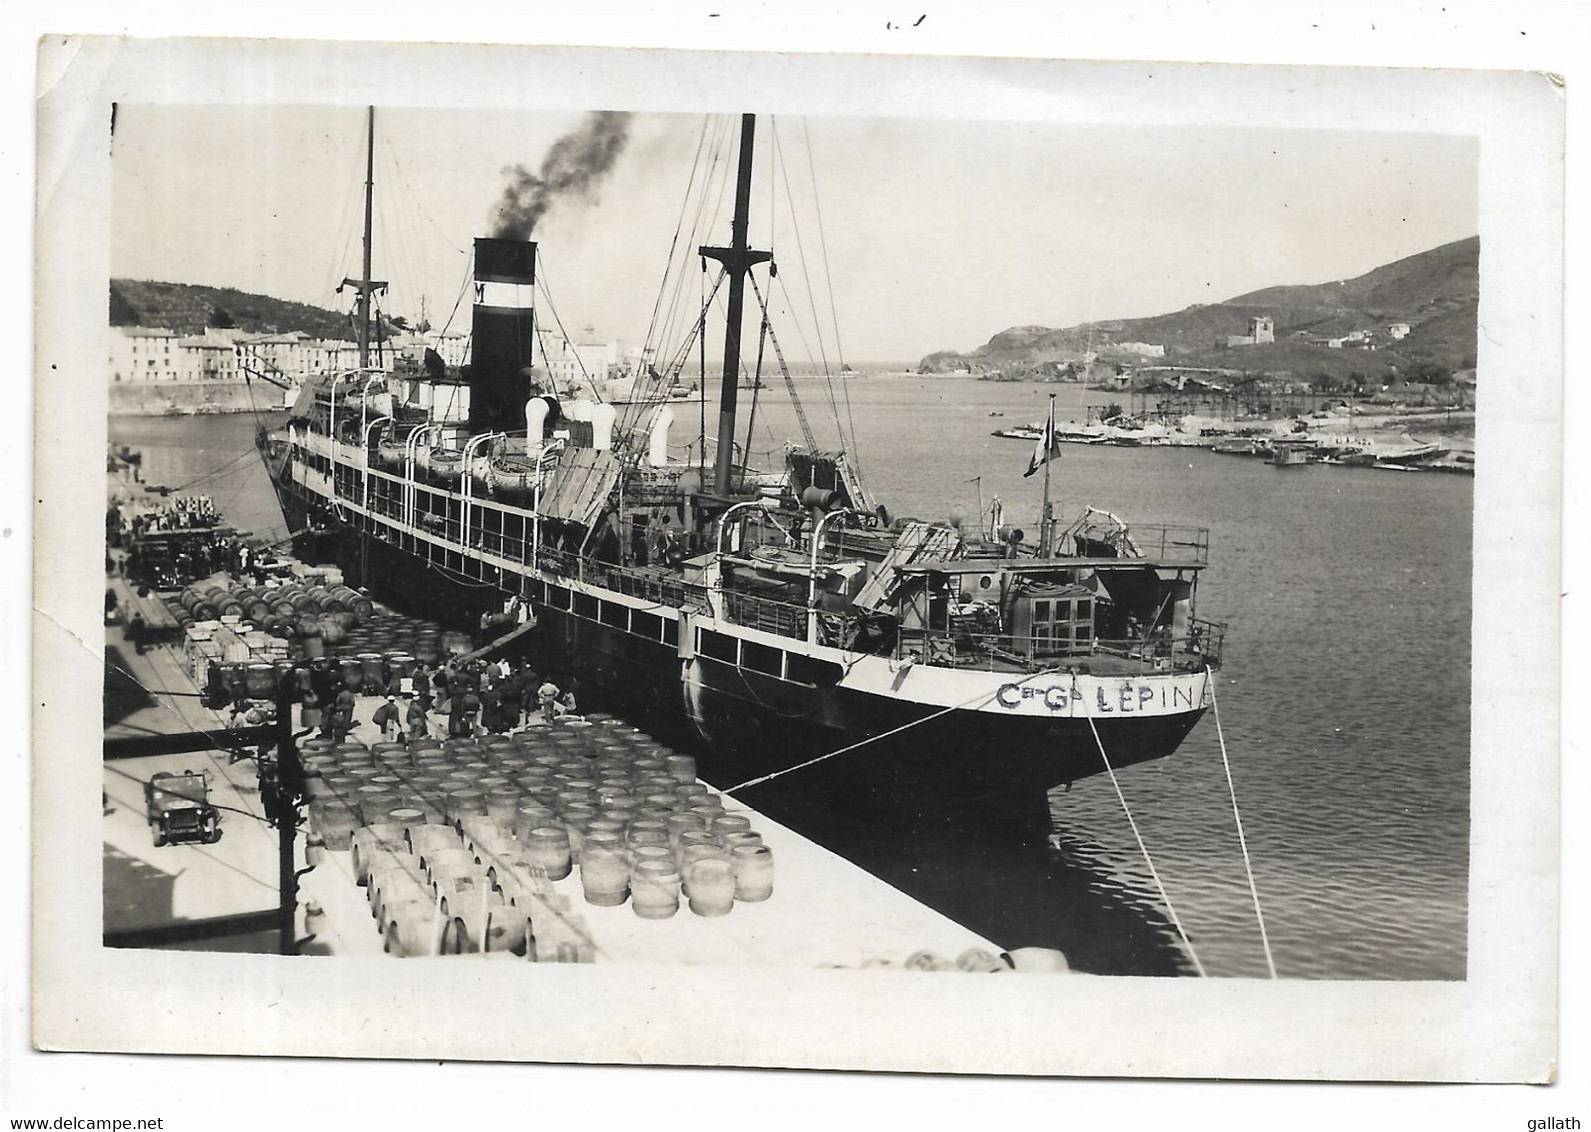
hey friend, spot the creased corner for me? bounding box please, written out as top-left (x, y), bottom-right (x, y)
top-left (36, 34), bottom-right (85, 101)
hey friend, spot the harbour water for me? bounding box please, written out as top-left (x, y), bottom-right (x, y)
top-left (109, 373), bottom-right (1472, 980)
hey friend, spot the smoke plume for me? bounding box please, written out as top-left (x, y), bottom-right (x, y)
top-left (491, 111), bottom-right (633, 239)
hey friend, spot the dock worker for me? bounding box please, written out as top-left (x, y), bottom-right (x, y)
top-left (128, 611), bottom-right (147, 655)
top-left (406, 697), bottom-right (429, 742)
top-left (371, 695), bottom-right (401, 741)
top-left (331, 687), bottom-right (357, 742)
top-left (554, 685), bottom-right (579, 718)
top-left (497, 680), bottom-right (521, 732)
top-left (480, 683), bottom-right (504, 734)
top-left (538, 679), bottom-right (560, 724)
top-left (459, 687), bottom-right (482, 738)
top-left (299, 686), bottom-right (322, 733)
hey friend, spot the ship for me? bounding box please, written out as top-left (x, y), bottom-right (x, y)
top-left (259, 111), bottom-right (1225, 892)
top-left (1265, 441), bottom-right (1313, 467)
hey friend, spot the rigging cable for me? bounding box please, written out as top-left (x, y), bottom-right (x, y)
top-left (1209, 669), bottom-right (1278, 978)
top-left (631, 114), bottom-right (716, 434)
top-left (800, 118), bottom-right (863, 481)
top-left (534, 251), bottom-right (601, 402)
top-left (644, 116), bottom-right (731, 422)
top-left (770, 123), bottom-right (846, 453)
top-left (740, 295), bottom-right (772, 485)
top-left (1084, 710), bottom-right (1208, 977)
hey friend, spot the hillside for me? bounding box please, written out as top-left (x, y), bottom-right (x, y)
top-left (110, 279), bottom-right (360, 339)
top-left (920, 236), bottom-right (1478, 381)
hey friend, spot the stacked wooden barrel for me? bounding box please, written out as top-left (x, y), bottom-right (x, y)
top-left (164, 576), bottom-right (455, 692)
top-left (301, 715), bottom-right (776, 957)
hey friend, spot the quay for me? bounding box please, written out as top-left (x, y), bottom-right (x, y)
top-left (103, 469), bottom-right (1020, 970)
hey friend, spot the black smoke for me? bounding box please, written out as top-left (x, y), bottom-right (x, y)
top-left (491, 111), bottom-right (633, 239)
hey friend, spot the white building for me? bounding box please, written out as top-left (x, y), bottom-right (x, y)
top-left (176, 328), bottom-right (248, 381)
top-left (110, 327), bottom-right (182, 382)
top-left (541, 337), bottom-right (618, 397)
top-left (238, 332), bottom-right (382, 382)
top-left (433, 332), bottom-right (471, 368)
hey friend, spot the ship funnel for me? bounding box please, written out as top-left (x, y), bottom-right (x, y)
top-left (648, 405), bottom-right (674, 467)
top-left (468, 237), bottom-right (536, 435)
top-left (591, 403), bottom-right (618, 451)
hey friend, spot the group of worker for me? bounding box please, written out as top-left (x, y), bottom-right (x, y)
top-left (293, 653), bottom-right (578, 744)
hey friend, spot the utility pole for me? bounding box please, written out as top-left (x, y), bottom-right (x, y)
top-left (261, 683), bottom-right (306, 955)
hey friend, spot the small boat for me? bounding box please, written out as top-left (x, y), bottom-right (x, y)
top-left (1266, 443), bottom-right (1312, 467)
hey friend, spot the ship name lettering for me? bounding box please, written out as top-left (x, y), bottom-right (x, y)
top-left (1043, 687), bottom-right (1073, 711)
top-left (996, 683), bottom-right (1083, 711)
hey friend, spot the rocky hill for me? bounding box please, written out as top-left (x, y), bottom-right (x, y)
top-left (110, 279), bottom-right (362, 339)
top-left (920, 236), bottom-right (1478, 381)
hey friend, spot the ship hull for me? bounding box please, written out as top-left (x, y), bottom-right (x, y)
top-left (275, 478), bottom-right (1202, 831)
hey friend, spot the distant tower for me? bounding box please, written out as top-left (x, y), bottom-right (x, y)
top-left (1250, 316), bottom-right (1275, 344)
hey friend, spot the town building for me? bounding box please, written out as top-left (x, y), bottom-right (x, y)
top-left (1224, 315), bottom-right (1275, 348)
top-left (109, 327), bottom-right (183, 382)
top-left (112, 320), bottom-right (610, 396)
top-left (540, 337), bottom-right (618, 397)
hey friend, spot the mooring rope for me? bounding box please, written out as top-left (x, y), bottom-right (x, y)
top-left (1209, 669), bottom-right (1278, 978)
top-left (1085, 713), bottom-right (1208, 978)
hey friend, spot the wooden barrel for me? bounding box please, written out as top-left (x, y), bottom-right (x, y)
top-left (710, 814), bottom-right (752, 843)
top-left (512, 804), bottom-right (558, 843)
top-left (578, 835), bottom-right (630, 907)
top-left (730, 843), bottom-right (774, 902)
top-left (522, 827), bottom-right (572, 881)
top-left (683, 856), bottom-right (735, 917)
top-left (308, 797), bottom-right (359, 852)
top-left (485, 787), bottom-right (523, 827)
top-left (630, 858), bottom-right (681, 919)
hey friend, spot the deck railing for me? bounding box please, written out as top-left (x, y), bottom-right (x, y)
top-left (722, 590), bottom-right (809, 639)
top-left (894, 619), bottom-right (1224, 673)
top-left (1113, 523), bottom-right (1211, 565)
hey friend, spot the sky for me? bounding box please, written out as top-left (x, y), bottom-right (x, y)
top-left (109, 103), bottom-right (1477, 365)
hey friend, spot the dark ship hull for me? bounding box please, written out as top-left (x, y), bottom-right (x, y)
top-left (276, 480), bottom-right (1205, 840)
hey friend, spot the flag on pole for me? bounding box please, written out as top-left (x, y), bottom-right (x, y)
top-left (1023, 396), bottom-right (1061, 477)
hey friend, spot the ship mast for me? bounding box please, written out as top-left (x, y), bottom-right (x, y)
top-left (342, 105), bottom-right (385, 370)
top-left (700, 114), bottom-right (772, 496)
